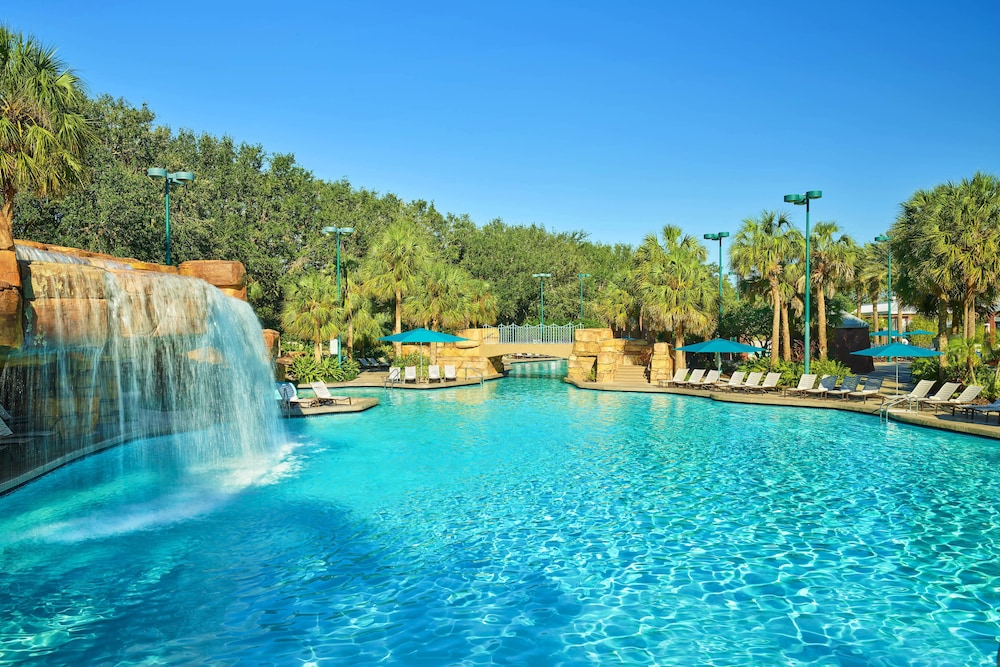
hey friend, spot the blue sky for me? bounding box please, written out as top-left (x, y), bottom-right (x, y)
top-left (8, 1), bottom-right (1000, 255)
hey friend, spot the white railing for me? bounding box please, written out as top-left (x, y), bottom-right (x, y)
top-left (479, 324), bottom-right (582, 345)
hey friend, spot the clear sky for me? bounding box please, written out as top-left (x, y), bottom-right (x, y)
top-left (7, 1), bottom-right (1000, 257)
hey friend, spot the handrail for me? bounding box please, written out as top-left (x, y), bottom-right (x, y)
top-left (465, 368), bottom-right (484, 385)
top-left (478, 324), bottom-right (583, 345)
top-left (880, 394), bottom-right (915, 422)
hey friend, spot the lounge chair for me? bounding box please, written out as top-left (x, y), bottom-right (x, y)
top-left (806, 374), bottom-right (838, 398)
top-left (848, 377), bottom-right (884, 403)
top-left (444, 365), bottom-right (457, 381)
top-left (377, 357), bottom-right (390, 369)
top-left (717, 371), bottom-right (745, 391)
top-left (916, 382), bottom-right (961, 411)
top-left (277, 382), bottom-right (317, 408)
top-left (736, 371), bottom-right (763, 392)
top-left (784, 374), bottom-right (817, 397)
top-left (930, 385), bottom-right (983, 414)
top-left (676, 369), bottom-right (706, 386)
top-left (755, 372), bottom-right (783, 393)
top-left (309, 381), bottom-right (351, 405)
top-left (403, 366), bottom-right (418, 384)
top-left (384, 366), bottom-right (401, 387)
top-left (959, 397), bottom-right (1000, 423)
top-left (659, 368), bottom-right (689, 387)
top-left (690, 369), bottom-right (721, 388)
top-left (825, 375), bottom-right (860, 399)
top-left (428, 365), bottom-right (443, 382)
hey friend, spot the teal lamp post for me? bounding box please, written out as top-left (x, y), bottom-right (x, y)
top-left (532, 273), bottom-right (552, 327)
top-left (321, 225), bottom-right (355, 365)
top-left (703, 231), bottom-right (729, 370)
top-left (147, 168), bottom-right (194, 265)
top-left (577, 273), bottom-right (591, 322)
top-left (875, 234), bottom-right (892, 342)
top-left (783, 190), bottom-right (822, 373)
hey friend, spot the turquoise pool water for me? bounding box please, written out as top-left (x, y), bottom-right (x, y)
top-left (2, 363), bottom-right (999, 665)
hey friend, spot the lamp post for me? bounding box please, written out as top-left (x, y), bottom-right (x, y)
top-left (783, 190), bottom-right (822, 373)
top-left (577, 273), bottom-right (591, 322)
top-left (532, 273), bottom-right (552, 327)
top-left (703, 231), bottom-right (729, 370)
top-left (875, 234), bottom-right (891, 342)
top-left (147, 168), bottom-right (194, 265)
top-left (321, 225), bottom-right (355, 365)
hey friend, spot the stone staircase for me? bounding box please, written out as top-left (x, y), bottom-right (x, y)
top-left (613, 365), bottom-right (649, 385)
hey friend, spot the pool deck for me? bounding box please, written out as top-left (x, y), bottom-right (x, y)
top-left (317, 371), bottom-right (503, 390)
top-left (278, 396), bottom-right (380, 418)
top-left (564, 366), bottom-right (1000, 442)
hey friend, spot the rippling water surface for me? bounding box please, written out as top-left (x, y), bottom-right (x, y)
top-left (2, 363), bottom-right (999, 665)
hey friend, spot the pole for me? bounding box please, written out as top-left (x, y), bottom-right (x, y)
top-left (716, 237), bottom-right (724, 370)
top-left (886, 246), bottom-right (892, 343)
top-left (540, 276), bottom-right (545, 327)
top-left (579, 275), bottom-right (584, 321)
top-left (804, 197), bottom-right (811, 374)
top-left (164, 178), bottom-right (171, 266)
top-left (336, 231), bottom-right (343, 366)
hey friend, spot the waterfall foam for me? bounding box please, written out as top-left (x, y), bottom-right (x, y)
top-left (0, 248), bottom-right (285, 494)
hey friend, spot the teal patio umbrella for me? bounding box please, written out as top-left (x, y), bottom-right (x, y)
top-left (378, 328), bottom-right (469, 375)
top-left (906, 329), bottom-right (936, 336)
top-left (676, 338), bottom-right (765, 354)
top-left (852, 342), bottom-right (942, 394)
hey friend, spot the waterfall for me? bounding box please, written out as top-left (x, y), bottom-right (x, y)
top-left (0, 249), bottom-right (284, 494)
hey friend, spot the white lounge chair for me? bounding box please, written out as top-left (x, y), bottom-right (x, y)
top-left (717, 371), bottom-right (746, 391)
top-left (736, 371), bottom-right (763, 392)
top-left (428, 365), bottom-right (442, 382)
top-left (659, 368), bottom-right (689, 387)
top-left (444, 365), bottom-right (457, 381)
top-left (806, 375), bottom-right (838, 397)
top-left (848, 377), bottom-right (884, 403)
top-left (690, 369), bottom-right (721, 388)
top-left (928, 385), bottom-right (982, 413)
top-left (784, 374), bottom-right (817, 397)
top-left (277, 382), bottom-right (317, 408)
top-left (403, 366), bottom-right (418, 383)
top-left (309, 381), bottom-right (351, 405)
top-left (676, 369), bottom-right (706, 386)
top-left (756, 372), bottom-right (783, 393)
top-left (916, 382), bottom-right (961, 411)
top-left (825, 375), bottom-right (860, 399)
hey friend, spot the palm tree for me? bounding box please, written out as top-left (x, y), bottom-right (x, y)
top-left (361, 220), bottom-right (430, 354)
top-left (856, 242), bottom-right (887, 334)
top-left (594, 268), bottom-right (638, 337)
top-left (636, 226), bottom-right (712, 368)
top-left (805, 222), bottom-right (856, 360)
top-left (463, 277), bottom-right (498, 328)
top-left (0, 26), bottom-right (94, 250)
top-left (340, 274), bottom-right (387, 360)
top-left (730, 210), bottom-right (793, 366)
top-left (280, 271), bottom-right (340, 362)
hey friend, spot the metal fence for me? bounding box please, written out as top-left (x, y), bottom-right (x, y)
top-left (480, 324), bottom-right (582, 345)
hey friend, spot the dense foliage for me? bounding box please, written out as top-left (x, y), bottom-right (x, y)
top-left (5, 27), bottom-right (1000, 384)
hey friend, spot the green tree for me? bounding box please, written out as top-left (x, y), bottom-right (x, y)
top-left (636, 226), bottom-right (712, 368)
top-left (281, 271), bottom-right (339, 362)
top-left (361, 219), bottom-right (431, 354)
top-left (805, 221), bottom-right (856, 360)
top-left (730, 210), bottom-right (794, 366)
top-left (0, 25), bottom-right (94, 250)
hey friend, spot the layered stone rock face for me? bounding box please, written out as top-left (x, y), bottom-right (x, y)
top-left (0, 241), bottom-right (259, 492)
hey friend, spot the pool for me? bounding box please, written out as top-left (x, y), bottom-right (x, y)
top-left (2, 366), bottom-right (999, 665)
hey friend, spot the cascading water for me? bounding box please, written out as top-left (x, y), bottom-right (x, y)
top-left (0, 246), bottom-right (285, 498)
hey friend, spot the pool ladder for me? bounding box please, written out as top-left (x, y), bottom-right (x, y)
top-left (879, 395), bottom-right (916, 422)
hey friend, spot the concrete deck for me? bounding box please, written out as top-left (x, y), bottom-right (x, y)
top-left (313, 370), bottom-right (502, 391)
top-left (565, 362), bottom-right (1000, 442)
top-left (279, 396), bottom-right (379, 418)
